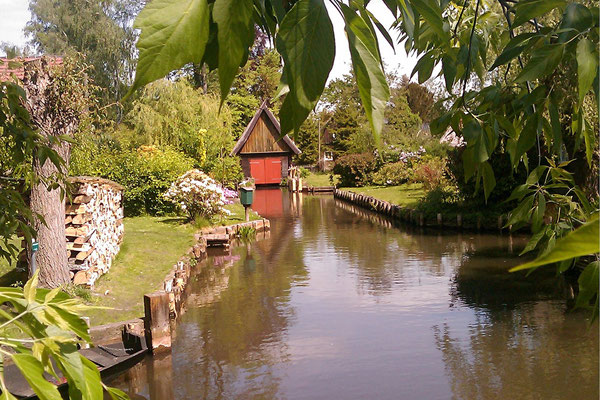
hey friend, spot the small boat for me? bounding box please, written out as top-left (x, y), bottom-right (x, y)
top-left (4, 331), bottom-right (148, 399)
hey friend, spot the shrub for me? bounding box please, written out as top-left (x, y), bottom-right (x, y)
top-left (164, 169), bottom-right (232, 221)
top-left (412, 155), bottom-right (447, 190)
top-left (71, 143), bottom-right (195, 216)
top-left (333, 152), bottom-right (376, 187)
top-left (371, 162), bottom-right (412, 186)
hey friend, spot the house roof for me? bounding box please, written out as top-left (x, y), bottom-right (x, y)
top-left (231, 100), bottom-right (301, 156)
top-left (0, 57), bottom-right (63, 81)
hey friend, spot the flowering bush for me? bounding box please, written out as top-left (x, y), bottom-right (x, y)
top-left (164, 169), bottom-right (231, 220)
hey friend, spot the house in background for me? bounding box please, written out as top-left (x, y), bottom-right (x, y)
top-left (231, 101), bottom-right (301, 185)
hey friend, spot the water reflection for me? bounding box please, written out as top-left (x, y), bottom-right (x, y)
top-left (109, 191), bottom-right (598, 399)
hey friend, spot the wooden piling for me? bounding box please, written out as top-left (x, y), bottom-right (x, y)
top-left (437, 213), bottom-right (443, 226)
top-left (144, 291), bottom-right (172, 353)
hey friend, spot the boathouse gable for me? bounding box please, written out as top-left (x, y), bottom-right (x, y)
top-left (231, 102), bottom-right (301, 185)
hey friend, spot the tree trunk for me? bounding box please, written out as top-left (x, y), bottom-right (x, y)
top-left (29, 143), bottom-right (71, 287)
top-left (22, 58), bottom-right (80, 288)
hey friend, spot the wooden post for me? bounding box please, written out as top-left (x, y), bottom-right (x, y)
top-left (477, 215), bottom-right (482, 231)
top-left (437, 213), bottom-right (443, 226)
top-left (244, 206), bottom-right (250, 222)
top-left (457, 214), bottom-right (462, 228)
top-left (144, 291), bottom-right (171, 353)
top-left (497, 215), bottom-right (503, 231)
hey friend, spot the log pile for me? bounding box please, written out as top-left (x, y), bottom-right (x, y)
top-left (67, 177), bottom-right (124, 286)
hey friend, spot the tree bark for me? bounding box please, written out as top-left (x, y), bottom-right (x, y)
top-left (29, 143), bottom-right (71, 287)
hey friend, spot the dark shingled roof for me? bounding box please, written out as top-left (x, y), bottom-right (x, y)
top-left (231, 100), bottom-right (301, 156)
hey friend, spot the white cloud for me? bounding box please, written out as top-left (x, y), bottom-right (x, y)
top-left (0, 0), bottom-right (29, 50)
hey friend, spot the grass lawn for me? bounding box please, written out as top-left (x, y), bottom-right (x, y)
top-left (84, 215), bottom-right (196, 325)
top-left (341, 183), bottom-right (426, 208)
top-left (303, 172), bottom-right (339, 187)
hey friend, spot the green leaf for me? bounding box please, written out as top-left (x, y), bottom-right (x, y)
top-left (398, 0), bottom-right (416, 40)
top-left (510, 216), bottom-right (600, 272)
top-left (548, 98), bottom-right (562, 154)
top-left (514, 113), bottom-right (538, 164)
top-left (50, 343), bottom-right (85, 400)
top-left (525, 165), bottom-right (548, 185)
top-left (520, 228), bottom-right (547, 255)
top-left (341, 4), bottom-right (390, 143)
top-left (365, 9), bottom-right (395, 52)
top-left (213, 0), bottom-right (255, 104)
top-left (481, 161), bottom-right (496, 201)
top-left (516, 44), bottom-right (564, 83)
top-left (130, 0), bottom-right (210, 94)
top-left (23, 270), bottom-right (38, 304)
top-left (559, 3), bottom-right (594, 43)
top-left (583, 119), bottom-right (596, 167)
top-left (411, 51), bottom-right (435, 84)
top-left (575, 261), bottom-right (599, 313)
top-left (513, 0), bottom-right (566, 28)
top-left (531, 192), bottom-right (546, 232)
top-left (11, 354), bottom-right (62, 400)
top-left (462, 119), bottom-right (489, 163)
top-left (411, 0), bottom-right (449, 43)
top-left (489, 45), bottom-right (526, 70)
top-left (576, 38), bottom-right (598, 104)
top-left (442, 54), bottom-right (456, 93)
top-left (81, 357), bottom-right (103, 399)
top-left (105, 387), bottom-right (130, 400)
top-left (277, 0), bottom-right (335, 135)
top-left (46, 305), bottom-right (91, 343)
top-left (507, 195), bottom-right (534, 226)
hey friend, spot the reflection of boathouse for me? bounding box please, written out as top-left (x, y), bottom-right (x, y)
top-left (231, 101), bottom-right (301, 185)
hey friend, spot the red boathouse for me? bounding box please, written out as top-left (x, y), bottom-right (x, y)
top-left (231, 101), bottom-right (301, 185)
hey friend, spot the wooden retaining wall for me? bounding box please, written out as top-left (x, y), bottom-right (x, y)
top-left (334, 189), bottom-right (508, 232)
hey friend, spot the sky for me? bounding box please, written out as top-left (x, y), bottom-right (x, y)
top-left (0, 0), bottom-right (418, 82)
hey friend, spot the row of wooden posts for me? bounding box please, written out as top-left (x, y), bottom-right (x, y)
top-left (143, 219), bottom-right (270, 353)
top-left (334, 189), bottom-right (510, 232)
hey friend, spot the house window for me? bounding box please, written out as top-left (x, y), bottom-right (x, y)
top-left (324, 151), bottom-right (333, 161)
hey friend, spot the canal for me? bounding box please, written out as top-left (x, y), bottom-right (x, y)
top-left (110, 189), bottom-right (599, 399)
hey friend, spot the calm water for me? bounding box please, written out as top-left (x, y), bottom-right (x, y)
top-left (109, 189), bottom-right (599, 400)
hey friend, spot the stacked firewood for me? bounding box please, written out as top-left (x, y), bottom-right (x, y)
top-left (67, 177), bottom-right (124, 286)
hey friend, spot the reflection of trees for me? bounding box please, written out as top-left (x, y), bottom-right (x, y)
top-left (325, 197), bottom-right (528, 298)
top-left (433, 304), bottom-right (599, 399)
top-left (171, 201), bottom-right (309, 400)
top-left (449, 248), bottom-right (569, 311)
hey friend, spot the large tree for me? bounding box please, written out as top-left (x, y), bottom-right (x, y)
top-left (26, 0), bottom-right (140, 105)
top-left (21, 58), bottom-right (90, 288)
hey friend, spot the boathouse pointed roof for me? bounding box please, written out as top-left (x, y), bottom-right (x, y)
top-left (231, 100), bottom-right (301, 156)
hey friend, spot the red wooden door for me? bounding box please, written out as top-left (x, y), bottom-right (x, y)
top-left (249, 158), bottom-right (266, 184)
top-left (249, 157), bottom-right (282, 185)
top-left (265, 157), bottom-right (282, 184)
